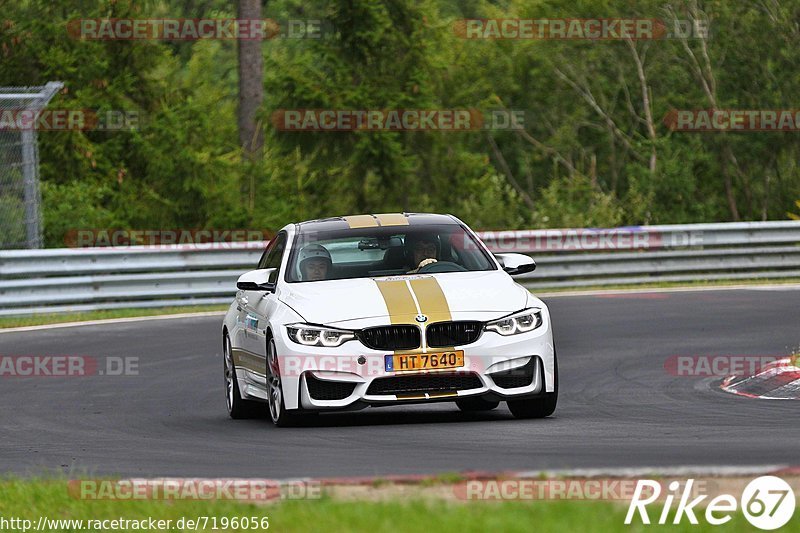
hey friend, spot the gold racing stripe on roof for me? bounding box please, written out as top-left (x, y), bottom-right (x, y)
top-left (343, 213), bottom-right (408, 228)
top-left (374, 213), bottom-right (409, 226)
top-left (342, 214), bottom-right (379, 228)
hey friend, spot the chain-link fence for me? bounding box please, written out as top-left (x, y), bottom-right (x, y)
top-left (0, 82), bottom-right (62, 249)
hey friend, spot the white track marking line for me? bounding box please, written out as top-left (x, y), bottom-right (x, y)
top-left (118, 465), bottom-right (797, 490)
top-left (0, 311), bottom-right (226, 334)
top-left (515, 464), bottom-right (792, 478)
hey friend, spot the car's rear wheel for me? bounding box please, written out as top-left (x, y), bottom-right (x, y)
top-left (507, 353), bottom-right (558, 419)
top-left (456, 397), bottom-right (499, 412)
top-left (266, 336), bottom-right (304, 427)
top-left (224, 333), bottom-right (262, 419)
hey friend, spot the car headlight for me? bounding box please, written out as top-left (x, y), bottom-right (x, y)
top-left (286, 324), bottom-right (355, 347)
top-left (485, 308), bottom-right (543, 336)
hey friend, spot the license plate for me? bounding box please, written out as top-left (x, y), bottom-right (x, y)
top-left (385, 351), bottom-right (465, 372)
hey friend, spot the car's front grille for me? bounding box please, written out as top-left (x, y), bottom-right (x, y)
top-left (490, 358), bottom-right (536, 389)
top-left (358, 325), bottom-right (420, 350)
top-left (367, 372), bottom-right (483, 395)
top-left (426, 321), bottom-right (483, 347)
top-left (305, 374), bottom-right (357, 401)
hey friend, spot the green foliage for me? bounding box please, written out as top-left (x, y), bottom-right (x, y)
top-left (531, 175), bottom-right (624, 229)
top-left (0, 194), bottom-right (25, 247)
top-left (789, 201), bottom-right (800, 221)
top-left (1, 0), bottom-right (799, 247)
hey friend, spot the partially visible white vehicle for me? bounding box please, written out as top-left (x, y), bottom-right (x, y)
top-left (223, 213), bottom-right (557, 426)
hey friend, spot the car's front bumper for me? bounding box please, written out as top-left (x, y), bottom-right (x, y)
top-left (274, 313), bottom-right (556, 411)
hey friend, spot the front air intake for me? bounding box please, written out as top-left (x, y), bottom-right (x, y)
top-left (305, 374), bottom-right (357, 401)
top-left (367, 372), bottom-right (482, 395)
top-left (490, 358), bottom-right (537, 389)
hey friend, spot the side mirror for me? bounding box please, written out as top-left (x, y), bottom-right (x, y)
top-left (236, 268), bottom-right (277, 291)
top-left (495, 253), bottom-right (536, 276)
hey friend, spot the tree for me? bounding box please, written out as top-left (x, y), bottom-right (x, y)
top-left (237, 0), bottom-right (265, 158)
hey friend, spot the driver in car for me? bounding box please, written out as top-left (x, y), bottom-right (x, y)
top-left (406, 235), bottom-right (439, 273)
top-left (298, 244), bottom-right (332, 281)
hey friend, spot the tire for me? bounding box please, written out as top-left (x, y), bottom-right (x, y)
top-left (266, 336), bottom-right (304, 427)
top-left (456, 397), bottom-right (500, 412)
top-left (224, 333), bottom-right (262, 419)
top-left (507, 352), bottom-right (558, 419)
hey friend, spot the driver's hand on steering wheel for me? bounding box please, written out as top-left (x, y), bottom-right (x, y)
top-left (409, 258), bottom-right (437, 273)
top-left (418, 258), bottom-right (437, 269)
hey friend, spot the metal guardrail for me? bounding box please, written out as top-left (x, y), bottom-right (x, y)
top-left (1, 221), bottom-right (799, 316)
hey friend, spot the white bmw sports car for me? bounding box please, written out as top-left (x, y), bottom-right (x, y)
top-left (222, 213), bottom-right (557, 426)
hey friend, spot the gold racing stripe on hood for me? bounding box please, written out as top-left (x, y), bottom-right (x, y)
top-left (409, 276), bottom-right (452, 323)
top-left (343, 214), bottom-right (379, 228)
top-left (375, 276), bottom-right (454, 354)
top-left (374, 213), bottom-right (409, 226)
top-left (375, 279), bottom-right (418, 325)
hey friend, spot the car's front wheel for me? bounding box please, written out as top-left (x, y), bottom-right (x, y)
top-left (507, 353), bottom-right (558, 419)
top-left (224, 333), bottom-right (262, 419)
top-left (266, 336), bottom-right (304, 427)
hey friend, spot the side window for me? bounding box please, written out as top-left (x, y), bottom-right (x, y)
top-left (257, 240), bottom-right (276, 270)
top-left (259, 232), bottom-right (287, 282)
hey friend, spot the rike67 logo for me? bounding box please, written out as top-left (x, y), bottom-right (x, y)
top-left (625, 476), bottom-right (795, 530)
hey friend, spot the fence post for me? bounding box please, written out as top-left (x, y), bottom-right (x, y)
top-left (0, 82), bottom-right (63, 249)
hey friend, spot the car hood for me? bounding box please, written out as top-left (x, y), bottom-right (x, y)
top-left (277, 271), bottom-right (529, 326)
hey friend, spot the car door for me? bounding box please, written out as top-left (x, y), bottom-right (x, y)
top-left (239, 231), bottom-right (287, 388)
top-left (233, 237), bottom-right (275, 356)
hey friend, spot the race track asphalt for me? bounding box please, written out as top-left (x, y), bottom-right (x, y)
top-left (1, 287), bottom-right (797, 478)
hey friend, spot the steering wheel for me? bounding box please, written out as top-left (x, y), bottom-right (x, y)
top-left (417, 260), bottom-right (467, 273)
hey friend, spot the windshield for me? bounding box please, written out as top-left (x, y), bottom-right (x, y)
top-left (286, 224), bottom-right (496, 282)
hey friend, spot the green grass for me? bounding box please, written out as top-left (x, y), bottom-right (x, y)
top-left (423, 471), bottom-right (468, 486)
top-left (0, 479), bottom-right (792, 532)
top-left (0, 305), bottom-right (228, 329)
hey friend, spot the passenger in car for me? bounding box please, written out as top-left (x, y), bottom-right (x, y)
top-left (298, 244), bottom-right (332, 281)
